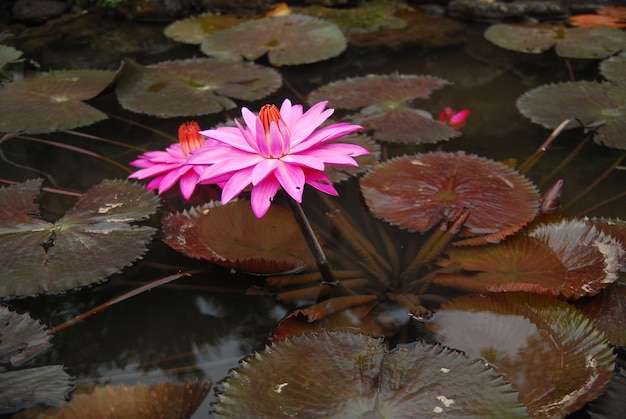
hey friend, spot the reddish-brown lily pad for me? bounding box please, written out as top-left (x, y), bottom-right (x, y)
top-left (426, 292), bottom-right (615, 417)
top-left (200, 14), bottom-right (346, 65)
top-left (115, 58), bottom-right (282, 117)
top-left (434, 217), bottom-right (624, 300)
top-left (45, 381), bottom-right (210, 419)
top-left (162, 200), bottom-right (313, 275)
top-left (575, 281), bottom-right (626, 347)
top-left (517, 81), bottom-right (626, 150)
top-left (215, 331), bottom-right (529, 417)
top-left (0, 69), bottom-right (116, 134)
top-left (360, 152), bottom-right (540, 235)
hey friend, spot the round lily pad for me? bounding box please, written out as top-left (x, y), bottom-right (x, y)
top-left (426, 292), bottom-right (616, 417)
top-left (0, 179), bottom-right (159, 297)
top-left (162, 200), bottom-right (313, 275)
top-left (517, 81), bottom-right (626, 150)
top-left (0, 69), bottom-right (116, 134)
top-left (164, 13), bottom-right (251, 45)
top-left (360, 152), bottom-right (540, 235)
top-left (484, 24), bottom-right (558, 54)
top-left (576, 282), bottom-right (626, 347)
top-left (215, 331), bottom-right (528, 417)
top-left (115, 58), bottom-right (282, 117)
top-left (200, 14), bottom-right (346, 66)
top-left (600, 52), bottom-right (626, 83)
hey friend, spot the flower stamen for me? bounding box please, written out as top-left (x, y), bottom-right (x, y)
top-left (179, 121), bottom-right (205, 157)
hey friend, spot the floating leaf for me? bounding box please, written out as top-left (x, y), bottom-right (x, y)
top-left (0, 305), bottom-right (51, 367)
top-left (485, 23), bottom-right (626, 59)
top-left (360, 152), bottom-right (540, 235)
top-left (115, 58), bottom-right (281, 117)
top-left (575, 282), bottom-right (626, 346)
top-left (44, 381), bottom-right (210, 419)
top-left (0, 69), bottom-right (116, 134)
top-left (308, 74), bottom-right (450, 110)
top-left (162, 201), bottom-right (312, 275)
top-left (484, 24), bottom-right (559, 54)
top-left (164, 13), bottom-right (251, 45)
top-left (426, 292), bottom-right (615, 417)
top-left (200, 14), bottom-right (346, 65)
top-left (517, 81), bottom-right (626, 150)
top-left (0, 306), bottom-right (74, 414)
top-left (215, 331), bottom-right (528, 417)
top-left (0, 179), bottom-right (159, 297)
top-left (0, 45), bottom-right (23, 68)
top-left (435, 217), bottom-right (624, 299)
top-left (600, 51), bottom-right (626, 83)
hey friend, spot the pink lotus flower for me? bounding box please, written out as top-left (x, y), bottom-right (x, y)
top-left (438, 107), bottom-right (470, 130)
top-left (190, 99), bottom-right (368, 218)
top-left (128, 121), bottom-right (212, 200)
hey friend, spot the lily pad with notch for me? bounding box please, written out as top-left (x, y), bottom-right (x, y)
top-left (0, 179), bottom-right (159, 297)
top-left (115, 58), bottom-right (282, 117)
top-left (517, 81), bottom-right (626, 150)
top-left (0, 69), bottom-right (117, 134)
top-left (200, 14), bottom-right (346, 66)
top-left (215, 331), bottom-right (529, 417)
top-left (162, 200), bottom-right (313, 275)
top-left (425, 292), bottom-right (616, 417)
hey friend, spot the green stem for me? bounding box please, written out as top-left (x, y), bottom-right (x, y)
top-left (287, 197), bottom-right (336, 285)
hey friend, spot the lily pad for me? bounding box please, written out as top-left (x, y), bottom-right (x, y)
top-left (589, 375), bottom-right (626, 419)
top-left (360, 152), bottom-right (540, 235)
top-left (0, 179), bottom-right (159, 297)
top-left (0, 306), bottom-right (74, 414)
top-left (426, 292), bottom-right (616, 417)
top-left (162, 201), bottom-right (313, 275)
top-left (575, 282), bottom-right (626, 346)
top-left (164, 13), bottom-right (251, 45)
top-left (308, 74), bottom-right (450, 110)
top-left (485, 24), bottom-right (626, 59)
top-left (600, 52), bottom-right (626, 83)
top-left (200, 14), bottom-right (346, 66)
top-left (0, 45), bottom-right (23, 69)
top-left (215, 331), bottom-right (529, 417)
top-left (115, 58), bottom-right (282, 117)
top-left (517, 81), bottom-right (626, 150)
top-left (0, 69), bottom-right (116, 134)
top-left (435, 217), bottom-right (624, 299)
top-left (45, 381), bottom-right (211, 419)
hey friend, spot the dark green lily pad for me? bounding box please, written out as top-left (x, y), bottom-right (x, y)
top-left (0, 306), bottom-right (74, 414)
top-left (360, 152), bottom-right (540, 235)
top-left (116, 58), bottom-right (281, 117)
top-left (600, 51), bottom-right (626, 83)
top-left (44, 381), bottom-right (211, 419)
top-left (517, 81), bottom-right (626, 150)
top-left (485, 24), bottom-right (626, 59)
top-left (164, 13), bottom-right (251, 45)
top-left (0, 179), bottom-right (159, 297)
top-left (215, 331), bottom-right (529, 417)
top-left (200, 14), bottom-right (346, 66)
top-left (0, 69), bottom-right (116, 134)
top-left (162, 201), bottom-right (313, 275)
top-left (0, 45), bottom-right (23, 69)
top-left (426, 292), bottom-right (616, 417)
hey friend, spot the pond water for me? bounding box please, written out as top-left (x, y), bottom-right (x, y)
top-left (1, 6), bottom-right (624, 418)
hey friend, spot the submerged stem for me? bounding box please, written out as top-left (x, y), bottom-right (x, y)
top-left (287, 197), bottom-right (336, 285)
top-left (518, 118), bottom-right (573, 175)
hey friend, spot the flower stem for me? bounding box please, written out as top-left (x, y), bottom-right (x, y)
top-left (286, 197), bottom-right (337, 285)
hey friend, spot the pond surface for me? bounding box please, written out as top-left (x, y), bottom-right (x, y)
top-left (1, 5), bottom-right (624, 418)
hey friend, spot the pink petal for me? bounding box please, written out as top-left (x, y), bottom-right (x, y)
top-left (128, 163), bottom-right (182, 180)
top-left (279, 153), bottom-right (325, 171)
top-left (221, 166), bottom-right (254, 203)
top-left (304, 169), bottom-right (339, 196)
top-left (158, 166), bottom-right (189, 195)
top-left (250, 176), bottom-right (280, 218)
top-left (199, 126), bottom-right (257, 153)
top-left (251, 158), bottom-right (278, 185)
top-left (146, 175), bottom-right (165, 191)
top-left (179, 170), bottom-right (200, 200)
top-left (289, 102), bottom-right (334, 146)
top-left (278, 99), bottom-right (303, 127)
top-left (196, 155), bottom-right (264, 183)
top-left (290, 123), bottom-right (362, 152)
top-left (275, 161), bottom-right (305, 203)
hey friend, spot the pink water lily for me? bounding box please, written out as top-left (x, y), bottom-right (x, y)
top-left (190, 99), bottom-right (368, 218)
top-left (128, 121), bottom-right (212, 199)
top-left (438, 107), bottom-right (470, 131)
